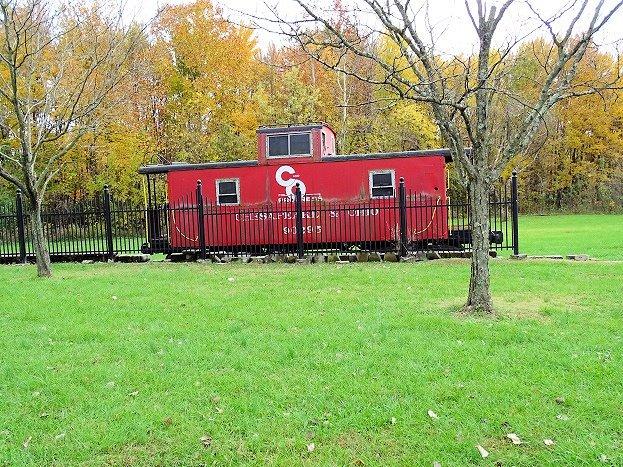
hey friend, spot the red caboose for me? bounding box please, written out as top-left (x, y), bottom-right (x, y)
top-left (139, 123), bottom-right (455, 255)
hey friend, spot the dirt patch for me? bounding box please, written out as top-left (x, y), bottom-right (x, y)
top-left (334, 429), bottom-right (400, 459)
top-left (494, 297), bottom-right (553, 322)
top-left (445, 295), bottom-right (586, 322)
top-left (99, 440), bottom-right (165, 466)
top-left (336, 431), bottom-right (366, 450)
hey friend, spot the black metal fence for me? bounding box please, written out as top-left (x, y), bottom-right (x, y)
top-left (0, 187), bottom-right (147, 263)
top-left (0, 173), bottom-right (519, 263)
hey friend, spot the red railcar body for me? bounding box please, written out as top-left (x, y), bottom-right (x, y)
top-left (139, 123), bottom-right (453, 252)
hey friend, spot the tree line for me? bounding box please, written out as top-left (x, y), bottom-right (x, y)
top-left (0, 0), bottom-right (620, 213)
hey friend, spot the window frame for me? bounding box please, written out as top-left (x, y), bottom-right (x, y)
top-left (215, 178), bottom-right (240, 206)
top-left (369, 170), bottom-right (396, 198)
top-left (266, 131), bottom-right (312, 159)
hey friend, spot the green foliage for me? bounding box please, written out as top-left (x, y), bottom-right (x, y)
top-left (48, 124), bottom-right (150, 203)
top-left (150, 0), bottom-right (263, 165)
top-left (510, 43), bottom-right (623, 212)
top-left (0, 0), bottom-right (620, 213)
top-left (365, 102), bottom-right (440, 152)
top-left (256, 67), bottom-right (322, 125)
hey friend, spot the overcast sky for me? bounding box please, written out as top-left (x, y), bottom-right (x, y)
top-left (126, 0), bottom-right (623, 55)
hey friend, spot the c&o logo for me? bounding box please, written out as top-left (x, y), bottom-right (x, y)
top-left (275, 165), bottom-right (306, 199)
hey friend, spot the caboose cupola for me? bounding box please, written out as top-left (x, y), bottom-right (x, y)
top-left (256, 123), bottom-right (336, 165)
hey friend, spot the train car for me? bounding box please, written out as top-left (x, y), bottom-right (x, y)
top-left (139, 123), bottom-right (466, 255)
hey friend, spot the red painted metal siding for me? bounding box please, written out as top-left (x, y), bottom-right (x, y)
top-left (167, 156), bottom-right (445, 204)
top-left (166, 154), bottom-right (448, 249)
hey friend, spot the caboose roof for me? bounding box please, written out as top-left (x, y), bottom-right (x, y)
top-left (323, 149), bottom-right (453, 163)
top-left (138, 148), bottom-right (453, 174)
top-left (139, 160), bottom-right (258, 174)
top-left (256, 123), bottom-right (329, 134)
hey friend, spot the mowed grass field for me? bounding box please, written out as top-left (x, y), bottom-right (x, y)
top-left (0, 214), bottom-right (622, 466)
top-left (518, 213), bottom-right (623, 260)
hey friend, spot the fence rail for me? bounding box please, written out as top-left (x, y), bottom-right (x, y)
top-left (0, 174), bottom-right (519, 263)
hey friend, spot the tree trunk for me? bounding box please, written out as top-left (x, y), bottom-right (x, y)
top-left (31, 201), bottom-right (52, 277)
top-left (465, 176), bottom-right (493, 314)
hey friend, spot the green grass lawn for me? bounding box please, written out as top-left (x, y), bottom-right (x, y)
top-left (1, 258), bottom-right (622, 466)
top-left (1, 213), bottom-right (622, 466)
top-left (518, 213), bottom-right (623, 260)
top-left (0, 238), bottom-right (145, 259)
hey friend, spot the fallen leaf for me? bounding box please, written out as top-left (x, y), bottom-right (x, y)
top-left (106, 381), bottom-right (115, 388)
top-left (215, 407), bottom-right (223, 414)
top-left (163, 417), bottom-right (172, 427)
top-left (23, 436), bottom-right (32, 449)
top-left (507, 433), bottom-right (522, 445)
top-left (307, 443), bottom-right (315, 452)
top-left (55, 433), bottom-right (66, 440)
top-left (555, 396), bottom-right (565, 404)
top-left (433, 462), bottom-right (442, 467)
top-left (200, 435), bottom-right (212, 447)
top-left (128, 390), bottom-right (139, 397)
top-left (427, 410), bottom-right (439, 420)
top-left (39, 412), bottom-right (49, 418)
top-left (544, 439), bottom-right (555, 446)
top-left (599, 454), bottom-right (609, 463)
top-left (476, 445), bottom-right (489, 458)
top-left (390, 417), bottom-right (397, 425)
top-left (556, 414), bottom-right (569, 421)
top-left (227, 277), bottom-right (235, 282)
top-left (112, 295), bottom-right (118, 300)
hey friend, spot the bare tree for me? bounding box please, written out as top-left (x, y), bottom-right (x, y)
top-left (0, 0), bottom-right (144, 276)
top-left (259, 0), bottom-right (623, 313)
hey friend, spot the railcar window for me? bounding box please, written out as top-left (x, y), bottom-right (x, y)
top-left (369, 170), bottom-right (395, 197)
top-left (267, 132), bottom-right (311, 157)
top-left (216, 179), bottom-right (240, 205)
top-left (268, 135), bottom-right (289, 157)
top-left (290, 133), bottom-right (311, 155)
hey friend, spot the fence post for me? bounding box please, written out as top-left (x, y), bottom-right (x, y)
top-left (511, 170), bottom-right (519, 255)
top-left (398, 177), bottom-right (408, 257)
top-left (15, 189), bottom-right (27, 263)
top-left (103, 185), bottom-right (115, 260)
top-left (196, 180), bottom-right (206, 260)
top-left (295, 182), bottom-right (304, 259)
top-left (145, 174), bottom-right (158, 249)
